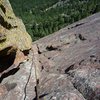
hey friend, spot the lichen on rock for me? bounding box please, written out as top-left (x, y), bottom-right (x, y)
top-left (0, 0), bottom-right (32, 56)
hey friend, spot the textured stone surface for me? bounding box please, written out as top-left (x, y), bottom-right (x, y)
top-left (0, 0), bottom-right (32, 56)
top-left (34, 12), bottom-right (100, 100)
top-left (0, 0), bottom-right (32, 79)
top-left (0, 10), bottom-right (100, 100)
top-left (0, 50), bottom-right (36, 100)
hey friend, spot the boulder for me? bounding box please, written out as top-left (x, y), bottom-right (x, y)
top-left (0, 0), bottom-right (32, 56)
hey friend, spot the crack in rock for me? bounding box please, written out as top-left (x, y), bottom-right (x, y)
top-left (23, 59), bottom-right (33, 100)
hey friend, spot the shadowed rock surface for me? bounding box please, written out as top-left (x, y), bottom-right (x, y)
top-left (0, 1), bottom-right (100, 99)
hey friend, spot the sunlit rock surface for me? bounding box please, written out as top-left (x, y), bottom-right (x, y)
top-left (0, 0), bottom-right (32, 56)
top-left (0, 1), bottom-right (100, 99)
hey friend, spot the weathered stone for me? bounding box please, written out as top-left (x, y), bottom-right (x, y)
top-left (0, 0), bottom-right (32, 80)
top-left (0, 5), bottom-right (100, 100)
top-left (39, 73), bottom-right (86, 100)
top-left (0, 50), bottom-right (36, 100)
top-left (33, 12), bottom-right (100, 100)
top-left (0, 0), bottom-right (32, 56)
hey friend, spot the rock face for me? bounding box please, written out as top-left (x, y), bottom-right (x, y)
top-left (0, 0), bottom-right (32, 81)
top-left (34, 12), bottom-right (100, 100)
top-left (0, 0), bottom-right (32, 56)
top-left (0, 1), bottom-right (100, 99)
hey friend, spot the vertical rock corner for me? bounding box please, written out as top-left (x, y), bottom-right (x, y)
top-left (0, 0), bottom-right (32, 98)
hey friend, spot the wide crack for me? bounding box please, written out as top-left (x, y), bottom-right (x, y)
top-left (0, 47), bottom-right (16, 73)
top-left (0, 4), bottom-right (6, 14)
top-left (0, 48), bottom-right (20, 83)
top-left (0, 68), bottom-right (19, 83)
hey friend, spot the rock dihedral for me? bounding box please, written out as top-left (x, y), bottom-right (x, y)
top-left (0, 0), bottom-right (100, 100)
top-left (0, 0), bottom-right (32, 56)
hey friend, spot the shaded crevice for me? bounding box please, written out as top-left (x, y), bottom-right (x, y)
top-left (0, 33), bottom-right (6, 43)
top-left (71, 82), bottom-right (87, 100)
top-left (0, 15), bottom-right (18, 30)
top-left (7, 16), bottom-right (14, 19)
top-left (65, 64), bottom-right (74, 74)
top-left (89, 55), bottom-right (100, 63)
top-left (78, 34), bottom-right (86, 41)
top-left (0, 4), bottom-right (6, 14)
top-left (79, 59), bottom-right (85, 65)
top-left (39, 93), bottom-right (48, 99)
top-left (12, 26), bottom-right (18, 28)
top-left (33, 93), bottom-right (48, 100)
top-left (37, 44), bottom-right (41, 54)
top-left (0, 38), bottom-right (6, 43)
top-left (45, 43), bottom-right (70, 52)
top-left (75, 34), bottom-right (86, 41)
top-left (34, 81), bottom-right (40, 100)
top-left (23, 50), bottom-right (30, 56)
top-left (0, 47), bottom-right (16, 73)
top-left (0, 68), bottom-right (19, 83)
top-left (0, 15), bottom-right (12, 29)
top-left (46, 45), bottom-right (58, 51)
top-left (0, 47), bottom-right (19, 83)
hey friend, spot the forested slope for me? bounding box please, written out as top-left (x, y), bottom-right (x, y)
top-left (9, 0), bottom-right (100, 41)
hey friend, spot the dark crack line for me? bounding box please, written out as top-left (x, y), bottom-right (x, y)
top-left (32, 44), bottom-right (40, 100)
top-left (72, 82), bottom-right (87, 100)
top-left (37, 44), bottom-right (42, 54)
top-left (23, 60), bottom-right (33, 100)
top-left (68, 22), bottom-right (87, 29)
top-left (67, 74), bottom-right (87, 100)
